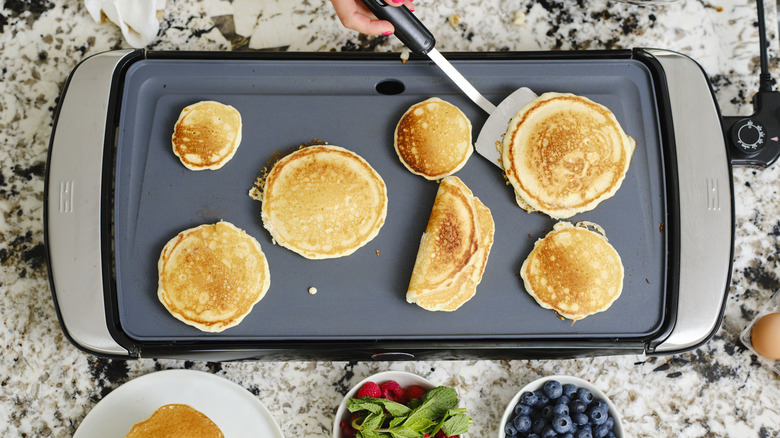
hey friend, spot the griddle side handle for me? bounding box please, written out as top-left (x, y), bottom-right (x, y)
top-left (644, 49), bottom-right (734, 354)
top-left (44, 50), bottom-right (138, 358)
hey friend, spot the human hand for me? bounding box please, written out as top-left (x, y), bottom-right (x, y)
top-left (329, 0), bottom-right (415, 35)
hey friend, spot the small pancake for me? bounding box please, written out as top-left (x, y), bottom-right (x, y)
top-left (395, 97), bottom-right (473, 180)
top-left (501, 92), bottom-right (635, 219)
top-left (260, 145), bottom-right (387, 259)
top-left (520, 221), bottom-right (623, 321)
top-left (124, 404), bottom-right (224, 438)
top-left (171, 100), bottom-right (242, 170)
top-left (157, 221), bottom-right (270, 332)
top-left (407, 176), bottom-right (495, 311)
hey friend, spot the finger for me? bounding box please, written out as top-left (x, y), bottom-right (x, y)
top-left (337, 9), bottom-right (395, 35)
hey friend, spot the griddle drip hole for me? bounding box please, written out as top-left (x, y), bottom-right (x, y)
top-left (375, 79), bottom-right (406, 95)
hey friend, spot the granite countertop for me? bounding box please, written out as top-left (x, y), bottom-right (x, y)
top-left (1, 0), bottom-right (779, 436)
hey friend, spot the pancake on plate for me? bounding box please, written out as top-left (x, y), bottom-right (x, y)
top-left (520, 221), bottom-right (624, 322)
top-left (395, 97), bottom-right (473, 180)
top-left (157, 221), bottom-right (270, 332)
top-left (124, 404), bottom-right (224, 438)
top-left (171, 100), bottom-right (242, 170)
top-left (501, 92), bottom-right (635, 219)
top-left (259, 145), bottom-right (387, 259)
top-left (406, 176), bottom-right (495, 311)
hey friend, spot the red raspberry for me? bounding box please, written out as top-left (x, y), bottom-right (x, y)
top-left (407, 385), bottom-right (427, 400)
top-left (357, 381), bottom-right (381, 398)
top-left (380, 380), bottom-right (407, 403)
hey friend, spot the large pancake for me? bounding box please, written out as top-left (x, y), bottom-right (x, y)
top-left (260, 145), bottom-right (387, 259)
top-left (407, 176), bottom-right (495, 311)
top-left (520, 221), bottom-right (623, 321)
top-left (395, 97), bottom-right (473, 180)
top-left (157, 221), bottom-right (270, 332)
top-left (171, 100), bottom-right (242, 170)
top-left (124, 404), bottom-right (224, 438)
top-left (501, 92), bottom-right (635, 219)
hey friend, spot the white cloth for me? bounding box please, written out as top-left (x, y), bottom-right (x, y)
top-left (85, 0), bottom-right (166, 48)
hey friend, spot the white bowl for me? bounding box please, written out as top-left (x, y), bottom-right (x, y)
top-left (498, 375), bottom-right (623, 438)
top-left (334, 370), bottom-right (474, 438)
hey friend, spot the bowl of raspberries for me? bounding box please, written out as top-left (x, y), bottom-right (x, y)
top-left (499, 375), bottom-right (623, 438)
top-left (333, 370), bottom-right (472, 438)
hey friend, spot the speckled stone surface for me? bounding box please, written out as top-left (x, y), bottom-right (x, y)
top-left (1, 0), bottom-right (780, 437)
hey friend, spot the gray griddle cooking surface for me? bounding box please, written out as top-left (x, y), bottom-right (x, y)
top-left (114, 56), bottom-right (667, 342)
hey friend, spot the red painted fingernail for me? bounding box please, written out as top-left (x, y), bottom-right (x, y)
top-left (382, 31), bottom-right (393, 35)
top-left (391, 0), bottom-right (403, 3)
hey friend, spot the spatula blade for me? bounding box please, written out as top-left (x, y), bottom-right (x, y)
top-left (474, 87), bottom-right (538, 168)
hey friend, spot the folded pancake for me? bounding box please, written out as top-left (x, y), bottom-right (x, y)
top-left (407, 176), bottom-right (495, 311)
top-left (157, 221), bottom-right (270, 332)
top-left (395, 97), bottom-right (473, 180)
top-left (171, 100), bottom-right (242, 170)
top-left (520, 221), bottom-right (623, 321)
top-left (124, 404), bottom-right (224, 438)
top-left (260, 145), bottom-right (387, 259)
top-left (501, 92), bottom-right (635, 219)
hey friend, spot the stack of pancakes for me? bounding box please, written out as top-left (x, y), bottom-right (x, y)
top-left (406, 176), bottom-right (495, 312)
top-left (171, 100), bottom-right (242, 171)
top-left (394, 97), bottom-right (473, 180)
top-left (157, 221), bottom-right (270, 332)
top-left (124, 404), bottom-right (223, 438)
top-left (501, 92), bottom-right (635, 219)
top-left (520, 221), bottom-right (624, 322)
top-left (260, 145), bottom-right (387, 259)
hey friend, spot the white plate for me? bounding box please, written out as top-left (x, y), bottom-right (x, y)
top-left (74, 369), bottom-right (283, 438)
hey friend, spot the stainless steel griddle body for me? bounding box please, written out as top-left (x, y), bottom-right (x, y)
top-left (44, 49), bottom-right (733, 360)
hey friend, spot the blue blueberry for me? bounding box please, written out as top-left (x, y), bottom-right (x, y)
top-left (572, 412), bottom-right (589, 425)
top-left (513, 415), bottom-right (532, 433)
top-left (553, 403), bottom-right (570, 416)
top-left (528, 434), bottom-right (541, 438)
top-left (588, 404), bottom-right (608, 426)
top-left (520, 391), bottom-right (538, 406)
top-left (504, 422), bottom-right (518, 436)
top-left (552, 414), bottom-right (573, 433)
top-left (575, 425), bottom-right (593, 438)
top-left (532, 417), bottom-right (546, 434)
top-left (542, 425), bottom-right (557, 438)
top-left (605, 432), bottom-right (616, 438)
top-left (541, 404), bottom-right (554, 419)
top-left (562, 434), bottom-right (574, 438)
top-left (604, 416), bottom-right (615, 430)
top-left (570, 399), bottom-right (587, 414)
top-left (594, 423), bottom-right (610, 438)
top-left (577, 388), bottom-right (594, 405)
top-left (514, 402), bottom-right (532, 416)
top-left (558, 395), bottom-right (571, 405)
top-left (563, 383), bottom-right (578, 397)
top-left (543, 380), bottom-right (563, 399)
top-left (534, 390), bottom-right (550, 407)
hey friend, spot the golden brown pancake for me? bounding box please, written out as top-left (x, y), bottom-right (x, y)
top-left (171, 101), bottom-right (242, 170)
top-left (259, 145), bottom-right (387, 259)
top-left (520, 221), bottom-right (624, 321)
top-left (157, 221), bottom-right (270, 332)
top-left (407, 176), bottom-right (495, 311)
top-left (124, 404), bottom-right (224, 438)
top-left (501, 92), bottom-right (635, 219)
top-left (395, 97), bottom-right (473, 180)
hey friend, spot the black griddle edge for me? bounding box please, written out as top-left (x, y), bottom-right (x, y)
top-left (88, 49), bottom-right (686, 361)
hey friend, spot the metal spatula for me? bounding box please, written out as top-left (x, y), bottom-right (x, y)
top-left (359, 0), bottom-right (538, 167)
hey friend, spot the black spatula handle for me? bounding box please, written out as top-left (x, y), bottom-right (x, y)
top-left (359, 0), bottom-right (435, 55)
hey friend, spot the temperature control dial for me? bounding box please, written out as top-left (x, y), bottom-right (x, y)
top-left (730, 118), bottom-right (766, 155)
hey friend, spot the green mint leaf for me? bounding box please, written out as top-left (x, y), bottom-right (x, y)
top-left (358, 430), bottom-right (383, 438)
top-left (360, 412), bottom-right (387, 431)
top-left (420, 387), bottom-right (459, 420)
top-left (388, 427), bottom-right (424, 438)
top-left (388, 415), bottom-right (408, 428)
top-left (440, 412), bottom-right (472, 436)
top-left (375, 399), bottom-right (412, 417)
top-left (347, 397), bottom-right (384, 415)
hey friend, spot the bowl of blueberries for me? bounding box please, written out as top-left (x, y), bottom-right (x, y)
top-left (499, 375), bottom-right (623, 438)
